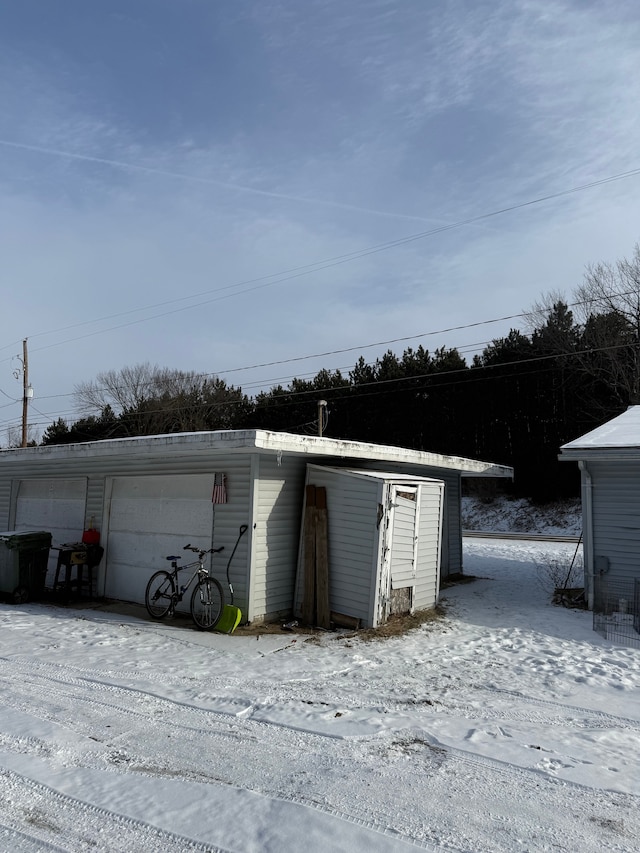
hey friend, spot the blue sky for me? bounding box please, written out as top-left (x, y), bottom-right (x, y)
top-left (1, 0), bottom-right (639, 441)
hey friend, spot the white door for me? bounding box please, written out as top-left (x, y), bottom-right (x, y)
top-left (389, 488), bottom-right (419, 590)
top-left (376, 485), bottom-right (419, 625)
top-left (14, 478), bottom-right (88, 583)
top-left (103, 474), bottom-right (217, 604)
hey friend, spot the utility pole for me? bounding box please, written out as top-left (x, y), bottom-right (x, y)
top-left (317, 400), bottom-right (327, 437)
top-left (21, 339), bottom-right (33, 448)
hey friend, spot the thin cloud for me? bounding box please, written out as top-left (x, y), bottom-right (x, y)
top-left (0, 1), bottom-right (639, 441)
top-left (0, 138), bottom-right (447, 226)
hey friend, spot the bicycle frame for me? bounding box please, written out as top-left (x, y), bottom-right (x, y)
top-left (145, 544), bottom-right (225, 628)
top-left (169, 559), bottom-right (207, 602)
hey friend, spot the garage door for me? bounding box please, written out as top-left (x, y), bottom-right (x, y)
top-left (104, 475), bottom-right (218, 604)
top-left (15, 478), bottom-right (88, 584)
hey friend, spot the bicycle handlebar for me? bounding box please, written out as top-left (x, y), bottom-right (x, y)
top-left (183, 543), bottom-right (224, 555)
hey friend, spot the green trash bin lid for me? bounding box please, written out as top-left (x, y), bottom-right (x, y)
top-left (0, 531), bottom-right (52, 551)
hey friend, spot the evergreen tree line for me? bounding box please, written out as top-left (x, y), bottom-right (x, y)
top-left (41, 245), bottom-right (640, 502)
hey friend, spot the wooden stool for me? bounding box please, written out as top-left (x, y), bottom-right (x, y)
top-left (53, 545), bottom-right (103, 601)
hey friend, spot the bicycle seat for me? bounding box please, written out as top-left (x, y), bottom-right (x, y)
top-left (166, 555), bottom-right (182, 561)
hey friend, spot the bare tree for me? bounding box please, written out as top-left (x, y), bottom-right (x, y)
top-left (5, 424), bottom-right (37, 448)
top-left (524, 245), bottom-right (640, 411)
top-left (73, 363), bottom-right (251, 436)
top-left (74, 363), bottom-right (162, 414)
top-left (523, 289), bottom-right (569, 337)
top-left (574, 243), bottom-right (640, 404)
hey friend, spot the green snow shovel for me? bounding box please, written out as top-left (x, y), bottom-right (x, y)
top-left (215, 524), bottom-right (248, 634)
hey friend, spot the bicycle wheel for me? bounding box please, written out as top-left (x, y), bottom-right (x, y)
top-left (145, 570), bottom-right (176, 619)
top-left (190, 576), bottom-right (224, 630)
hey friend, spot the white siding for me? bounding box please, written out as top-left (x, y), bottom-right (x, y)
top-left (0, 480), bottom-right (11, 530)
top-left (589, 462), bottom-right (640, 599)
top-left (335, 459), bottom-right (459, 577)
top-left (296, 466), bottom-right (380, 625)
top-left (251, 454), bottom-right (306, 622)
top-left (85, 478), bottom-right (105, 533)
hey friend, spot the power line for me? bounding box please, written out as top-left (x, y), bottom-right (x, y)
top-left (0, 302), bottom-right (630, 433)
top-left (16, 283), bottom-right (636, 413)
top-left (2, 162), bottom-right (640, 362)
top-left (6, 339), bottom-right (635, 436)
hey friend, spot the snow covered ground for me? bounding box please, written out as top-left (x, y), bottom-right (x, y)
top-left (1, 520), bottom-right (639, 851)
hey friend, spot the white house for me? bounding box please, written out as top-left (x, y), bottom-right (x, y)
top-left (0, 430), bottom-right (512, 624)
top-left (559, 405), bottom-right (640, 617)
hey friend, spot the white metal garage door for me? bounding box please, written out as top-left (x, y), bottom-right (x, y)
top-left (104, 474), bottom-right (218, 604)
top-left (15, 478), bottom-right (88, 583)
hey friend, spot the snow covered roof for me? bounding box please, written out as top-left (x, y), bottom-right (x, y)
top-left (559, 405), bottom-right (640, 460)
top-left (308, 465), bottom-right (444, 484)
top-left (1, 429), bottom-right (513, 477)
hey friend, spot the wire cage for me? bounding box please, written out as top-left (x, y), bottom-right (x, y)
top-left (593, 577), bottom-right (640, 649)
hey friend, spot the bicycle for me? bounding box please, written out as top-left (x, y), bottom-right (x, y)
top-left (145, 544), bottom-right (225, 630)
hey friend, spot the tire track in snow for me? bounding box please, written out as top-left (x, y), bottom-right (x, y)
top-left (455, 683), bottom-right (640, 730)
top-left (0, 656), bottom-right (501, 850)
top-left (0, 820), bottom-right (67, 852)
top-left (0, 657), bottom-right (251, 742)
top-left (356, 732), bottom-right (640, 852)
top-left (0, 659), bottom-right (446, 848)
top-left (1, 656), bottom-right (639, 851)
top-left (3, 653), bottom-right (640, 770)
top-left (0, 767), bottom-right (228, 852)
top-left (389, 685), bottom-right (640, 732)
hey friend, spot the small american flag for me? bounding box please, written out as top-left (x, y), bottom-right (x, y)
top-left (212, 472), bottom-right (227, 504)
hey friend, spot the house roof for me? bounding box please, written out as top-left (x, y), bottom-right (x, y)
top-left (559, 406), bottom-right (640, 461)
top-left (307, 465), bottom-right (444, 485)
top-left (1, 429), bottom-right (513, 478)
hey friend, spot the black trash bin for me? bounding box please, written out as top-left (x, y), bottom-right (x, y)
top-left (0, 531), bottom-right (52, 603)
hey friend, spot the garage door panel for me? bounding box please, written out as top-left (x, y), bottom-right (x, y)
top-left (108, 497), bottom-right (214, 537)
top-left (111, 476), bottom-right (214, 502)
top-left (15, 478), bottom-right (87, 585)
top-left (104, 475), bottom-right (217, 604)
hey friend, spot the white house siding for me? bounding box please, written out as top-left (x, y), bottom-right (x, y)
top-left (588, 462), bottom-right (640, 598)
top-left (414, 481), bottom-right (444, 610)
top-left (296, 466), bottom-right (381, 625)
top-left (323, 474), bottom-right (380, 623)
top-left (337, 459), bottom-right (459, 577)
top-left (85, 478), bottom-right (105, 534)
top-left (250, 453), bottom-right (306, 622)
top-left (0, 480), bottom-right (11, 531)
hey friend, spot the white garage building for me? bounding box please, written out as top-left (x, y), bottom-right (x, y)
top-left (0, 430), bottom-right (512, 625)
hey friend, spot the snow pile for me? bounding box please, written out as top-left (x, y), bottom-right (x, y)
top-left (461, 495), bottom-right (582, 536)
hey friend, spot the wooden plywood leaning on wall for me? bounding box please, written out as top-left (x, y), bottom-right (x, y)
top-left (301, 484), bottom-right (330, 629)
